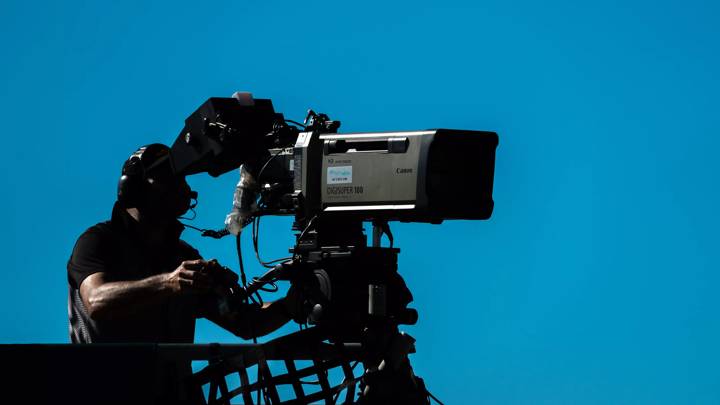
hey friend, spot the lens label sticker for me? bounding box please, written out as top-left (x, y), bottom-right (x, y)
top-left (327, 166), bottom-right (353, 184)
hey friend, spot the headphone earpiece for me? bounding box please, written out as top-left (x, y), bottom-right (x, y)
top-left (117, 173), bottom-right (144, 208)
top-left (116, 145), bottom-right (158, 208)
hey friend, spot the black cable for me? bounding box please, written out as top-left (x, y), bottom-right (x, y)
top-left (235, 233), bottom-right (260, 345)
top-left (252, 276), bottom-right (279, 293)
top-left (257, 144), bottom-right (291, 184)
top-left (285, 119), bottom-right (307, 129)
top-left (253, 217), bottom-right (281, 265)
top-left (177, 199), bottom-right (229, 239)
top-left (259, 283), bottom-right (278, 292)
top-left (252, 216), bottom-right (292, 268)
top-left (427, 390), bottom-right (445, 405)
top-left (181, 222), bottom-right (205, 233)
top-left (247, 293), bottom-right (260, 306)
top-left (253, 290), bottom-right (264, 306)
top-left (236, 234), bottom-right (248, 288)
top-left (181, 223), bottom-right (230, 239)
top-left (252, 218), bottom-right (273, 269)
top-left (243, 150), bottom-right (293, 270)
top-left (178, 207), bottom-right (197, 221)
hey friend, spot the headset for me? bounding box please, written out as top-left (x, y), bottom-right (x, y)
top-left (117, 143), bottom-right (197, 211)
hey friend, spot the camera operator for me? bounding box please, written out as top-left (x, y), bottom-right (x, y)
top-left (67, 143), bottom-right (298, 344)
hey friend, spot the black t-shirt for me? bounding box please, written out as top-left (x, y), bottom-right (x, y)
top-left (67, 203), bottom-right (205, 343)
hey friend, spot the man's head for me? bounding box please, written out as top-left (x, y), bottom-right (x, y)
top-left (117, 144), bottom-right (195, 221)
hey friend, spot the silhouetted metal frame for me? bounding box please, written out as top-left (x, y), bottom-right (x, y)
top-left (158, 329), bottom-right (364, 404)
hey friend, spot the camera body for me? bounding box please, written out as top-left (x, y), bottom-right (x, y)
top-left (294, 128), bottom-right (497, 224)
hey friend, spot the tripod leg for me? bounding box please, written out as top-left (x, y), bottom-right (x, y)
top-left (357, 331), bottom-right (430, 405)
top-left (358, 357), bottom-right (429, 404)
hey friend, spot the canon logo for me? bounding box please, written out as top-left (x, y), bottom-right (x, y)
top-left (396, 168), bottom-right (413, 174)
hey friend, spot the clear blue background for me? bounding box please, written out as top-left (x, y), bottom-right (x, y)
top-left (1, 1), bottom-right (718, 403)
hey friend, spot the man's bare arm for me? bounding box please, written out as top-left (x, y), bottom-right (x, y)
top-left (79, 259), bottom-right (211, 320)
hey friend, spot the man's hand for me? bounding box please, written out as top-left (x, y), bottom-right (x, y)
top-left (204, 259), bottom-right (240, 288)
top-left (164, 259), bottom-right (213, 295)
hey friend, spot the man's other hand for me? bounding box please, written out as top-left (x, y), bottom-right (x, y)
top-left (204, 259), bottom-right (240, 287)
top-left (165, 260), bottom-right (212, 294)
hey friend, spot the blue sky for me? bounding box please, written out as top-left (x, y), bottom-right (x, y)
top-left (1, 0), bottom-right (718, 403)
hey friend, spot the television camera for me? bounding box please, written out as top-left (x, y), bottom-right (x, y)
top-left (168, 92), bottom-right (498, 403)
